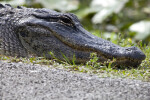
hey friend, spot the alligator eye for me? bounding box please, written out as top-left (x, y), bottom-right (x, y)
top-left (61, 18), bottom-right (71, 24)
top-left (60, 17), bottom-right (74, 26)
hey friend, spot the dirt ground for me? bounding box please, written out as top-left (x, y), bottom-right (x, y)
top-left (1, 61), bottom-right (150, 100)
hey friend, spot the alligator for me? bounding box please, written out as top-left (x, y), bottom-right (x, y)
top-left (0, 4), bottom-right (146, 67)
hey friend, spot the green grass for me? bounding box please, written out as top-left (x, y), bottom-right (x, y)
top-left (0, 32), bottom-right (150, 82)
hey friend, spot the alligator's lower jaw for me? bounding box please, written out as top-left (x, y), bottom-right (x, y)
top-left (82, 53), bottom-right (143, 67)
top-left (64, 53), bottom-right (142, 67)
top-left (94, 53), bottom-right (143, 67)
top-left (112, 59), bottom-right (142, 68)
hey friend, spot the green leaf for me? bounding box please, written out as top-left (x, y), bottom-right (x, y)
top-left (129, 20), bottom-right (150, 40)
top-left (37, 0), bottom-right (79, 12)
top-left (90, 0), bottom-right (129, 24)
top-left (0, 0), bottom-right (25, 6)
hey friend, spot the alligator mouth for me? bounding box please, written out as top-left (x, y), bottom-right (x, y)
top-left (23, 18), bottom-right (146, 67)
top-left (51, 26), bottom-right (145, 67)
top-left (57, 40), bottom-right (143, 67)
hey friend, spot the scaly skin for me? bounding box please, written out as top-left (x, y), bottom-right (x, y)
top-left (0, 4), bottom-right (146, 67)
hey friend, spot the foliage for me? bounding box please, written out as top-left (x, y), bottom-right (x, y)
top-left (37, 0), bottom-right (79, 12)
top-left (0, 0), bottom-right (25, 6)
top-left (129, 20), bottom-right (150, 41)
top-left (80, 0), bottom-right (129, 24)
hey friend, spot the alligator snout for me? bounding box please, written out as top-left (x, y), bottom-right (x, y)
top-left (124, 46), bottom-right (146, 60)
top-left (47, 22), bottom-right (146, 66)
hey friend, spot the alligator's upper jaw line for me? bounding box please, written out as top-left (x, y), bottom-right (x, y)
top-left (28, 17), bottom-right (146, 62)
top-left (74, 26), bottom-right (146, 61)
top-left (61, 30), bottom-right (145, 62)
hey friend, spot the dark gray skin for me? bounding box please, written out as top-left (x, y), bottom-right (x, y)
top-left (0, 4), bottom-right (146, 67)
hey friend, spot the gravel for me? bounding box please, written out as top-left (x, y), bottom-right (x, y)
top-left (1, 61), bottom-right (150, 100)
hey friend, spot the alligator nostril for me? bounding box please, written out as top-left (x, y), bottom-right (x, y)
top-left (125, 46), bottom-right (146, 60)
top-left (130, 46), bottom-right (137, 50)
top-left (126, 46), bottom-right (137, 51)
top-left (126, 48), bottom-right (132, 51)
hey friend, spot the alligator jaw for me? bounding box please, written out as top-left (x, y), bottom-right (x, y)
top-left (18, 12), bottom-right (146, 67)
top-left (57, 26), bottom-right (146, 67)
top-left (37, 21), bottom-right (146, 66)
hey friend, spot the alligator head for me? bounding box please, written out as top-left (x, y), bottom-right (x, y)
top-left (0, 4), bottom-right (146, 67)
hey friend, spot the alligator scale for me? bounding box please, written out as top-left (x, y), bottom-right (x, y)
top-left (0, 4), bottom-right (146, 67)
